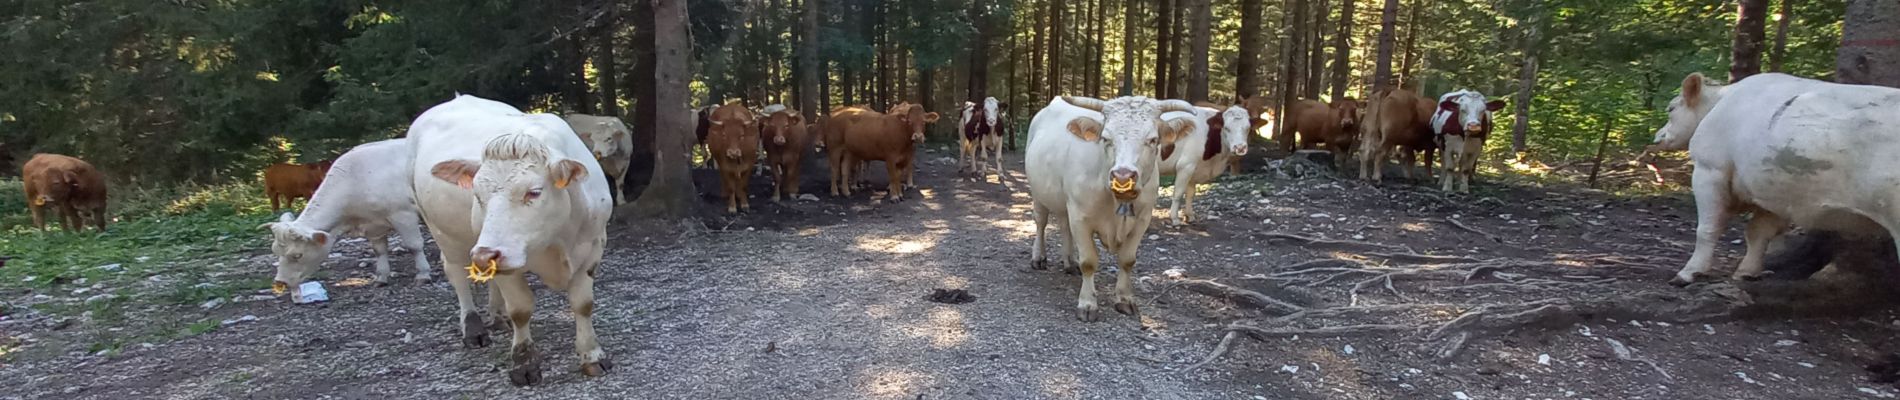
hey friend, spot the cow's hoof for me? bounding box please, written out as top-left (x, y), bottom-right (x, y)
top-left (1668, 274), bottom-right (1699, 287)
top-left (508, 347), bottom-right (544, 386)
top-left (413, 275), bottom-right (432, 285)
top-left (1733, 271), bottom-right (1766, 281)
top-left (1030, 258), bottom-right (1049, 271)
top-left (1076, 304), bottom-right (1101, 322)
top-left (580, 357), bottom-right (614, 377)
top-left (1114, 301), bottom-right (1140, 317)
top-left (461, 314), bottom-right (492, 348)
top-left (373, 277), bottom-right (391, 287)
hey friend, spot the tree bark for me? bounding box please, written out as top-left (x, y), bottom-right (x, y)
top-left (1511, 48), bottom-right (1538, 155)
top-left (1307, 0), bottom-right (1328, 98)
top-left (1155, 0), bottom-right (1173, 97)
top-left (1091, 0), bottom-right (1107, 97)
top-left (595, 4), bottom-right (620, 117)
top-left (1186, 0), bottom-right (1211, 102)
top-left (1170, 0), bottom-right (1186, 97)
top-left (1288, 0), bottom-right (1308, 99)
top-left (1236, 0), bottom-right (1263, 99)
top-left (1331, 0), bottom-right (1354, 100)
top-left (800, 0), bottom-right (820, 122)
top-left (1769, 0), bottom-right (1793, 73)
top-left (1031, 0), bottom-right (1046, 102)
top-left (1048, 0), bottom-right (1065, 98)
top-left (1398, 0), bottom-right (1422, 88)
top-left (969, 0), bottom-right (990, 101)
top-left (626, 0), bottom-right (657, 191)
top-left (1371, 0), bottom-right (1399, 94)
top-left (1837, 0), bottom-right (1900, 87)
top-left (1730, 0), bottom-right (1769, 82)
top-left (1122, 0), bottom-right (1140, 96)
top-left (627, 0), bottom-right (696, 218)
top-left (561, 34), bottom-right (595, 115)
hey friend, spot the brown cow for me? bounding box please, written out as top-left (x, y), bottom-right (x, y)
top-left (22, 153), bottom-right (108, 232)
top-left (1359, 89), bottom-right (1438, 182)
top-left (706, 102), bottom-right (760, 213)
top-left (1286, 99), bottom-right (1361, 169)
top-left (824, 102), bottom-right (940, 201)
top-left (760, 104), bottom-right (812, 201)
top-left (263, 160), bottom-right (330, 211)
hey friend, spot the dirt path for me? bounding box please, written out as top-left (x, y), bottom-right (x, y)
top-left (7, 147), bottom-right (1900, 399)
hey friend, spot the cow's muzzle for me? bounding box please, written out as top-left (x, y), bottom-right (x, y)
top-left (911, 132), bottom-right (926, 143)
top-left (593, 151), bottom-right (606, 160)
top-left (1110, 168), bottom-right (1139, 201)
top-left (725, 148), bottom-right (743, 159)
top-left (1232, 144), bottom-right (1250, 157)
top-left (773, 135), bottom-right (787, 145)
top-left (1464, 123), bottom-right (1482, 133)
top-left (32, 195), bottom-right (50, 206)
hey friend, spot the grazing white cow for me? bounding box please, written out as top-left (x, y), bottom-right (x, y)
top-left (1429, 90), bottom-right (1505, 193)
top-left (1026, 96), bottom-right (1195, 322)
top-left (562, 114), bottom-right (634, 205)
top-left (410, 95), bottom-right (613, 385)
top-left (262, 139), bottom-right (430, 299)
top-left (959, 97), bottom-right (1005, 176)
top-left (1654, 72), bottom-right (1900, 285)
top-left (1156, 105), bottom-right (1252, 225)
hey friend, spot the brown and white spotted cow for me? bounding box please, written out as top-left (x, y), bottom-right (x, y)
top-left (959, 97), bottom-right (1006, 176)
top-left (1429, 90), bottom-right (1506, 193)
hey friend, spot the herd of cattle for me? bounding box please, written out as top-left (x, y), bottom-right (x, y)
top-left (12, 71), bottom-right (1900, 385)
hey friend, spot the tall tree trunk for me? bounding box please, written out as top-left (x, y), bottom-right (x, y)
top-left (1122, 0), bottom-right (1140, 96)
top-left (628, 0), bottom-right (696, 217)
top-left (595, 5), bottom-right (620, 117)
top-left (800, 0), bottom-right (820, 122)
top-left (561, 35), bottom-right (595, 114)
top-left (821, 61), bottom-right (833, 111)
top-left (1836, 0), bottom-right (1900, 86)
top-left (1275, 0), bottom-right (1301, 148)
top-left (1091, 0), bottom-right (1106, 97)
top-left (1236, 0), bottom-right (1263, 99)
top-left (1770, 0), bottom-right (1793, 72)
top-left (1307, 0), bottom-right (1329, 98)
top-left (1331, 0), bottom-right (1354, 100)
top-left (1398, 0), bottom-right (1421, 88)
top-left (1511, 34), bottom-right (1538, 156)
top-left (1186, 0), bottom-right (1211, 102)
top-left (1155, 0), bottom-right (1172, 97)
top-left (874, 2), bottom-right (890, 110)
top-left (1030, 0), bottom-right (1046, 102)
top-left (969, 0), bottom-right (990, 101)
top-left (1047, 0), bottom-right (1064, 97)
top-left (921, 67), bottom-right (936, 113)
top-left (1731, 0), bottom-right (1769, 82)
top-left (627, 0), bottom-right (657, 191)
top-left (1010, 27), bottom-right (1023, 149)
top-left (1371, 0), bottom-right (1399, 93)
top-left (1288, 0), bottom-right (1307, 99)
top-left (1170, 0), bottom-right (1186, 97)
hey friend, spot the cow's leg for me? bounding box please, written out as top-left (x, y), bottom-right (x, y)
top-left (269, 190), bottom-right (281, 212)
top-left (1182, 181), bottom-right (1202, 225)
top-left (1169, 165), bottom-right (1195, 225)
top-left (1733, 210), bottom-right (1789, 280)
top-left (433, 233), bottom-right (489, 348)
top-left (368, 234), bottom-right (393, 285)
top-left (770, 159), bottom-right (785, 202)
top-left (1056, 212), bottom-right (1080, 274)
top-left (958, 138), bottom-right (972, 173)
top-left (1030, 202), bottom-right (1052, 270)
top-left (29, 203), bottom-right (46, 231)
top-left (1440, 140), bottom-right (1458, 192)
top-left (60, 203), bottom-right (78, 232)
top-left (724, 171), bottom-right (741, 214)
top-left (1068, 216), bottom-right (1103, 322)
top-left (392, 213), bottom-right (432, 283)
top-left (786, 160), bottom-right (803, 200)
top-left (1111, 238), bottom-right (1142, 317)
top-left (1459, 142), bottom-right (1478, 192)
top-left (568, 263), bottom-right (611, 377)
top-left (1423, 147), bottom-right (1438, 181)
top-left (828, 151), bottom-right (844, 196)
top-left (991, 136), bottom-right (1005, 176)
top-left (885, 160), bottom-right (905, 201)
top-left (1672, 169), bottom-right (1737, 285)
top-left (839, 155), bottom-right (856, 197)
top-left (1398, 150), bottom-right (1417, 180)
top-left (494, 275), bottom-right (542, 386)
top-left (739, 166), bottom-right (754, 211)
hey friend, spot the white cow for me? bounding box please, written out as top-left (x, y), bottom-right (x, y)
top-left (410, 95), bottom-right (614, 385)
top-left (959, 97), bottom-right (1005, 176)
top-left (1157, 105), bottom-right (1252, 225)
top-left (1654, 72), bottom-right (1900, 285)
top-left (1026, 96), bottom-right (1195, 322)
top-left (1429, 90), bottom-right (1505, 193)
top-left (262, 139), bottom-right (429, 299)
top-left (562, 114), bottom-right (634, 205)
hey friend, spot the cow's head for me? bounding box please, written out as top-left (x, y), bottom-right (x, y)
top-left (1217, 105), bottom-right (1252, 157)
top-left (982, 97), bottom-right (1001, 127)
top-left (763, 108), bottom-right (804, 146)
top-left (1438, 90), bottom-right (1506, 135)
top-left (577, 118), bottom-right (630, 160)
top-left (1653, 73), bottom-right (1724, 151)
top-left (1331, 98), bottom-right (1362, 133)
top-left (33, 169), bottom-right (80, 206)
top-left (261, 212), bottom-right (332, 297)
top-left (890, 103), bottom-right (942, 143)
top-left (1061, 96), bottom-right (1197, 201)
top-left (430, 134), bottom-right (590, 271)
top-left (708, 102), bottom-right (758, 159)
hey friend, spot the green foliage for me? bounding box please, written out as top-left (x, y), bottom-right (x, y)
top-left (0, 180), bottom-right (272, 295)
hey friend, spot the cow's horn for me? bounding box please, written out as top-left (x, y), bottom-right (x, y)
top-left (1063, 96), bottom-right (1106, 111)
top-left (1156, 99), bottom-right (1196, 114)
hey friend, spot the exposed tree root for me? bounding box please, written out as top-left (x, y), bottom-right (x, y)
top-left (1255, 231), bottom-right (1418, 253)
top-left (1368, 252), bottom-right (1488, 264)
top-left (1435, 217), bottom-right (1505, 244)
top-left (1174, 279), bottom-right (1308, 315)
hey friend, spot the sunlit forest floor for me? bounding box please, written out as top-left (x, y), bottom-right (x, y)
top-left (5, 146), bottom-right (1898, 399)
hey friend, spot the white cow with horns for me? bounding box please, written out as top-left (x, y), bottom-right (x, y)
top-left (1654, 72), bottom-right (1900, 285)
top-left (410, 94), bottom-right (614, 386)
top-left (1025, 95), bottom-right (1196, 322)
top-left (1157, 104), bottom-right (1251, 225)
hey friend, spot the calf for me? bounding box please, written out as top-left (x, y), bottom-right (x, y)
top-left (1358, 89), bottom-right (1438, 182)
top-left (1158, 105), bottom-right (1252, 225)
top-left (1652, 73), bottom-right (1900, 285)
top-left (1287, 99), bottom-right (1360, 169)
top-left (760, 104), bottom-right (812, 201)
top-left (563, 114), bottom-right (635, 205)
top-left (824, 103), bottom-right (940, 201)
top-left (1430, 90), bottom-right (1506, 193)
top-left (410, 94), bottom-right (614, 385)
top-left (959, 97), bottom-right (1006, 176)
top-left (705, 102), bottom-right (761, 213)
top-left (263, 161), bottom-right (329, 211)
top-left (21, 153), bottom-right (108, 232)
top-left (261, 139), bottom-right (431, 299)
top-left (1025, 96), bottom-right (1195, 322)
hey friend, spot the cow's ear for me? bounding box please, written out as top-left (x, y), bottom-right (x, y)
top-left (1439, 100), bottom-right (1459, 112)
top-left (790, 111), bottom-right (804, 124)
top-left (1067, 117), bottom-right (1103, 142)
top-left (1485, 100), bottom-right (1506, 112)
top-left (1683, 73), bottom-right (1705, 108)
top-left (309, 231), bottom-right (329, 246)
top-left (550, 159), bottom-right (589, 189)
top-left (924, 112), bottom-right (941, 123)
top-left (1158, 117), bottom-right (1194, 144)
top-left (430, 160), bottom-right (480, 189)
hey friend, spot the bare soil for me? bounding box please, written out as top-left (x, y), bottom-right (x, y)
top-left (6, 146), bottom-right (1900, 400)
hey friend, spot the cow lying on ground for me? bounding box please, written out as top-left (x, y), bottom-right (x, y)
top-left (21, 153), bottom-right (108, 232)
top-left (1652, 73), bottom-right (1900, 285)
top-left (960, 97), bottom-right (1006, 176)
top-left (1286, 99), bottom-right (1360, 170)
top-left (824, 103), bottom-right (939, 201)
top-left (264, 160), bottom-right (331, 211)
top-left (1158, 104), bottom-right (1251, 225)
top-left (1026, 96), bottom-right (1195, 322)
top-left (1430, 90), bottom-right (1505, 193)
top-left (563, 114), bottom-right (635, 205)
top-left (410, 94), bottom-right (614, 385)
top-left (760, 104), bottom-right (812, 201)
top-left (706, 102), bottom-right (761, 213)
top-left (262, 139), bottom-right (431, 298)
top-left (1359, 89), bottom-right (1437, 182)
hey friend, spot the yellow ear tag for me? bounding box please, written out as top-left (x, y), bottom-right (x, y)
top-left (272, 281), bottom-right (288, 295)
top-left (466, 260), bottom-right (498, 283)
